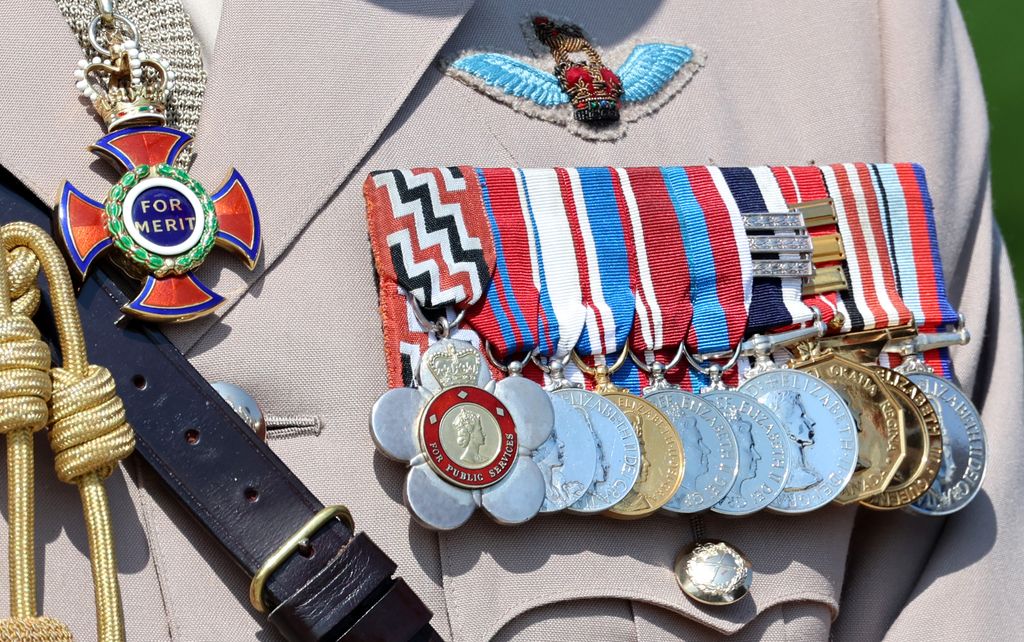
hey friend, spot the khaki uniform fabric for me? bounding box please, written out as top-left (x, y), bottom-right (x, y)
top-left (0, 1), bottom-right (1019, 640)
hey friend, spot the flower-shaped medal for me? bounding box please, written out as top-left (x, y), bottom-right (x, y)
top-left (371, 334), bottom-right (554, 530)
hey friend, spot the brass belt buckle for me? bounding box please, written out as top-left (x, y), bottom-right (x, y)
top-left (249, 505), bottom-right (355, 613)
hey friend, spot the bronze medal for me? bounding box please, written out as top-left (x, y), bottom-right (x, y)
top-left (602, 391), bottom-right (685, 518)
top-left (860, 367), bottom-right (942, 509)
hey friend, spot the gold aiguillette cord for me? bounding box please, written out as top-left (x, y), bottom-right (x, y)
top-left (0, 222), bottom-right (135, 642)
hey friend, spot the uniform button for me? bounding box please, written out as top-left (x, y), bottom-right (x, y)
top-left (212, 382), bottom-right (267, 441)
top-left (674, 539), bottom-right (753, 606)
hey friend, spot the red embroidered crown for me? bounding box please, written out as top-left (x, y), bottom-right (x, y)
top-left (533, 17), bottom-right (623, 124)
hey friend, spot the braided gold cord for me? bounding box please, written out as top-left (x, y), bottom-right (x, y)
top-left (0, 223), bottom-right (135, 642)
top-left (0, 616), bottom-right (72, 642)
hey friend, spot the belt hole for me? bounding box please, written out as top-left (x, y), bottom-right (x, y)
top-left (244, 487), bottom-right (260, 503)
top-left (132, 374), bottom-right (147, 390)
top-left (184, 429), bottom-right (200, 445)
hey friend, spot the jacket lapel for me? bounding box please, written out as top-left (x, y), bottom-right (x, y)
top-left (0, 0), bottom-right (475, 348)
top-left (0, 1), bottom-right (112, 202)
top-left (175, 0), bottom-right (477, 349)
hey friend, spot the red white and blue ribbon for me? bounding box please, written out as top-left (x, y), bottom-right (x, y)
top-left (518, 169), bottom-right (589, 362)
top-left (465, 168), bottom-right (542, 359)
top-left (557, 168), bottom-right (635, 359)
top-left (621, 167), bottom-right (692, 389)
top-left (663, 167), bottom-right (752, 390)
top-left (719, 167), bottom-right (808, 334)
top-left (822, 163), bottom-right (913, 332)
top-left (872, 163), bottom-right (958, 378)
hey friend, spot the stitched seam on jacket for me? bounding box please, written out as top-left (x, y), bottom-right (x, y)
top-left (483, 589), bottom-right (837, 640)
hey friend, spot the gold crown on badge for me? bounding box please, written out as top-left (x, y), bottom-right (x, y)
top-left (74, 38), bottom-right (175, 131)
top-left (426, 342), bottom-right (482, 387)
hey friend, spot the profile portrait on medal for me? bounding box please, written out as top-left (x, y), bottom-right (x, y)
top-left (449, 406), bottom-right (492, 465)
top-left (534, 431), bottom-right (585, 505)
top-left (580, 413), bottom-right (612, 501)
top-left (763, 390), bottom-right (822, 490)
top-left (732, 412), bottom-right (763, 496)
top-left (0, 0), bottom-right (1013, 639)
top-left (680, 415), bottom-right (712, 485)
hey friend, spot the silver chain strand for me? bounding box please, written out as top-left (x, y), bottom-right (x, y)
top-left (54, 0), bottom-right (205, 169)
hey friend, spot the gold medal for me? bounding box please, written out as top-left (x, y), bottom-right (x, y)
top-left (822, 326), bottom-right (940, 508)
top-left (574, 350), bottom-right (684, 519)
top-left (861, 366), bottom-right (942, 509)
top-left (792, 344), bottom-right (905, 504)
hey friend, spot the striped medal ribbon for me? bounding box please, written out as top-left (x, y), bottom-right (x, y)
top-left (821, 163), bottom-right (914, 333)
top-left (860, 163), bottom-right (986, 514)
top-left (720, 167), bottom-right (822, 336)
top-left (665, 167), bottom-right (752, 390)
top-left (464, 168), bottom-right (542, 360)
top-left (366, 167), bottom-right (497, 386)
top-left (768, 166), bottom-right (843, 327)
top-left (504, 168), bottom-right (644, 516)
top-left (622, 167), bottom-right (693, 389)
top-left (871, 163), bottom-right (960, 377)
top-left (520, 165), bottom-right (679, 518)
top-left (723, 166), bottom-right (838, 375)
top-left (868, 164), bottom-right (986, 515)
top-left (463, 169), bottom-right (612, 515)
top-left (556, 167), bottom-right (636, 374)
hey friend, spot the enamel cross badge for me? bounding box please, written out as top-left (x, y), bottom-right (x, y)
top-left (57, 36), bottom-right (261, 322)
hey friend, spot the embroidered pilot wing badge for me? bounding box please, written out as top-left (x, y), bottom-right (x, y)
top-left (442, 16), bottom-right (706, 140)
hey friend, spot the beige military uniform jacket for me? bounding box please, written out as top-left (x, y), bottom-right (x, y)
top-left (0, 1), bottom-right (1019, 640)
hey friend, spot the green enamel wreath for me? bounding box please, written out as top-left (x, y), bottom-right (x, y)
top-left (104, 163), bottom-right (219, 278)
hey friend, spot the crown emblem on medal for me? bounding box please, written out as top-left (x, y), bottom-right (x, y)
top-left (58, 23), bottom-right (261, 322)
top-left (532, 17), bottom-right (623, 124)
top-left (75, 38), bottom-right (173, 131)
top-left (426, 342), bottom-right (482, 387)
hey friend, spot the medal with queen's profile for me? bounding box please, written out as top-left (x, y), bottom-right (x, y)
top-left (739, 367), bottom-right (858, 513)
top-left (371, 338), bottom-right (554, 530)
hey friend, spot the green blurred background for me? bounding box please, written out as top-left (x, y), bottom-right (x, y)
top-left (961, 2), bottom-right (1024, 308)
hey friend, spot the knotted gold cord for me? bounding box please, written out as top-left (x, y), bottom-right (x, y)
top-left (0, 222), bottom-right (135, 642)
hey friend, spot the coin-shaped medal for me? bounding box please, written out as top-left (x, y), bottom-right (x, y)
top-left (603, 393), bottom-right (685, 519)
top-left (794, 353), bottom-right (906, 504)
top-left (533, 394), bottom-right (598, 512)
top-left (907, 372), bottom-right (987, 516)
top-left (862, 367), bottom-right (942, 509)
top-left (739, 369), bottom-right (858, 513)
top-left (705, 390), bottom-right (791, 516)
top-left (645, 389), bottom-right (738, 513)
top-left (555, 388), bottom-right (642, 514)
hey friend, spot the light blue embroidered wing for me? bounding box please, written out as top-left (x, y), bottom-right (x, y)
top-left (616, 43), bottom-right (694, 103)
top-left (449, 53), bottom-right (570, 107)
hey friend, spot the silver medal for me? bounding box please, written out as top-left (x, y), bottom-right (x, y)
top-left (706, 390), bottom-right (791, 516)
top-left (533, 394), bottom-right (598, 512)
top-left (906, 372), bottom-right (987, 516)
top-left (553, 387), bottom-right (641, 514)
top-left (371, 338), bottom-right (552, 530)
top-left (739, 368), bottom-right (858, 513)
top-left (645, 389), bottom-right (738, 513)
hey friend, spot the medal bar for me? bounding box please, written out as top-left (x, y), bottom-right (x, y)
top-left (358, 162), bottom-right (983, 557)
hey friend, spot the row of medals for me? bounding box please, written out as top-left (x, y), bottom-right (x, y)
top-left (377, 315), bottom-right (987, 605)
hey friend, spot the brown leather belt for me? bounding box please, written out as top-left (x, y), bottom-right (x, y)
top-left (0, 169), bottom-right (439, 642)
